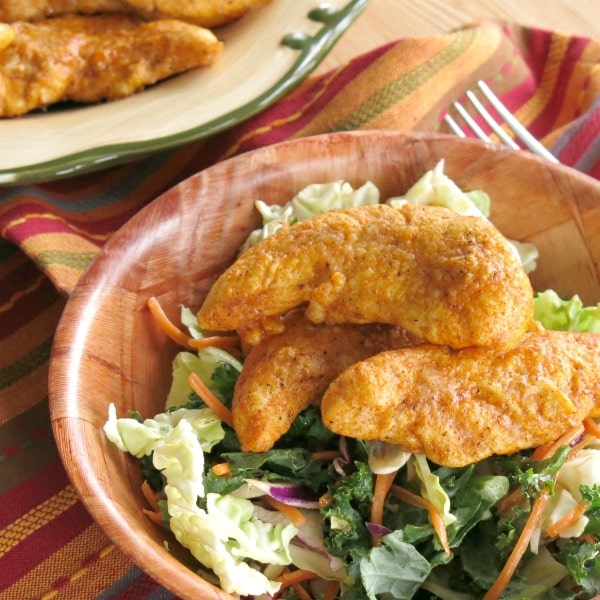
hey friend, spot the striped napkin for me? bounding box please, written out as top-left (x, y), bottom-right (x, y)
top-left (0, 19), bottom-right (599, 600)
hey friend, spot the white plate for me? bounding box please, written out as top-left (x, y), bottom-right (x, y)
top-left (0, 0), bottom-right (367, 185)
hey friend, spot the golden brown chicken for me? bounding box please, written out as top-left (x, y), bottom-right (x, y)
top-left (0, 22), bottom-right (13, 49)
top-left (233, 311), bottom-right (421, 451)
top-left (198, 203), bottom-right (534, 349)
top-left (0, 0), bottom-right (269, 27)
top-left (321, 331), bottom-right (600, 467)
top-left (0, 0), bottom-right (127, 22)
top-left (123, 0), bottom-right (270, 27)
top-left (0, 14), bottom-right (223, 117)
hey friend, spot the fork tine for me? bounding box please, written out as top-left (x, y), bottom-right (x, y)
top-left (476, 80), bottom-right (559, 163)
top-left (444, 113), bottom-right (467, 138)
top-left (451, 99), bottom-right (491, 141)
top-left (465, 90), bottom-right (521, 151)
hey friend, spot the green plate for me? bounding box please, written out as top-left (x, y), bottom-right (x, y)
top-left (0, 0), bottom-right (368, 185)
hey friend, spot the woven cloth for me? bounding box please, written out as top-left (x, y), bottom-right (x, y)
top-left (1, 19), bottom-right (599, 599)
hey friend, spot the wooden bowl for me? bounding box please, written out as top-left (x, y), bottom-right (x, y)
top-left (48, 130), bottom-right (600, 599)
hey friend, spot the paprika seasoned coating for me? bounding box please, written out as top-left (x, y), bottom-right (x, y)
top-left (0, 15), bottom-right (222, 117)
top-left (198, 203), bottom-right (534, 348)
top-left (321, 331), bottom-right (600, 467)
top-left (0, 0), bottom-right (127, 22)
top-left (0, 0), bottom-right (269, 27)
top-left (124, 0), bottom-right (270, 27)
top-left (233, 311), bottom-right (421, 451)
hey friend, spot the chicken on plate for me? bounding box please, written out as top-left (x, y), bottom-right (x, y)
top-left (0, 14), bottom-right (222, 117)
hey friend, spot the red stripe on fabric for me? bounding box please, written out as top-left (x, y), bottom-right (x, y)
top-left (588, 160), bottom-right (600, 179)
top-left (247, 42), bottom-right (394, 137)
top-left (495, 76), bottom-right (537, 112)
top-left (528, 36), bottom-right (590, 137)
top-left (0, 459), bottom-right (69, 527)
top-left (0, 253), bottom-right (45, 306)
top-left (186, 41), bottom-right (395, 168)
top-left (0, 274), bottom-right (60, 341)
top-left (0, 202), bottom-right (138, 241)
top-left (6, 216), bottom-right (85, 241)
top-left (6, 215), bottom-right (110, 244)
top-left (557, 105), bottom-right (600, 166)
top-left (0, 501), bottom-right (93, 592)
top-left (244, 43), bottom-right (396, 148)
top-left (111, 573), bottom-right (165, 600)
top-left (523, 27), bottom-right (554, 81)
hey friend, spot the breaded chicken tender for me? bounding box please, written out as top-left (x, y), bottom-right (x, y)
top-left (0, 15), bottom-right (222, 117)
top-left (124, 0), bottom-right (270, 27)
top-left (233, 311), bottom-right (421, 451)
top-left (199, 203), bottom-right (534, 349)
top-left (0, 0), bottom-right (269, 27)
top-left (0, 0), bottom-right (127, 22)
top-left (0, 22), bottom-right (13, 49)
top-left (321, 331), bottom-right (600, 467)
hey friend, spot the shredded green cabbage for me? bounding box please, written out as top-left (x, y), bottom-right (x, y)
top-left (239, 180), bottom-right (380, 252)
top-left (534, 289), bottom-right (600, 332)
top-left (105, 403), bottom-right (296, 596)
top-left (166, 486), bottom-right (295, 596)
top-left (410, 454), bottom-right (456, 527)
top-left (103, 403), bottom-right (224, 458)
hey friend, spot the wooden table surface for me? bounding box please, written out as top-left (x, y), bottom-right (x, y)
top-left (320, 0), bottom-right (600, 72)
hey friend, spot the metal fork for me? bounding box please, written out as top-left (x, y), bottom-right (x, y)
top-left (444, 80), bottom-right (559, 163)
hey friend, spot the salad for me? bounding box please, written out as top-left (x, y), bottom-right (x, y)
top-left (105, 162), bottom-right (600, 599)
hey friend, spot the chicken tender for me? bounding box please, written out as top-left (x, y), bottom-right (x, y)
top-left (0, 15), bottom-right (222, 117)
top-left (0, 22), bottom-right (13, 50)
top-left (199, 203), bottom-right (534, 349)
top-left (0, 0), bottom-right (269, 27)
top-left (233, 311), bottom-right (420, 451)
top-left (0, 0), bottom-right (128, 22)
top-left (321, 331), bottom-right (600, 467)
top-left (124, 0), bottom-right (270, 27)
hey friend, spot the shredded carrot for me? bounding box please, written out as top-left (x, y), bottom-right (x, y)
top-left (141, 480), bottom-right (160, 512)
top-left (293, 582), bottom-right (313, 600)
top-left (581, 534), bottom-right (598, 545)
top-left (188, 335), bottom-right (241, 352)
top-left (547, 501), bottom-right (589, 538)
top-left (483, 488), bottom-right (551, 600)
top-left (262, 496), bottom-right (307, 527)
top-left (275, 569), bottom-right (319, 597)
top-left (188, 372), bottom-right (234, 428)
top-left (211, 462), bottom-right (232, 477)
top-left (500, 424), bottom-right (589, 516)
top-left (584, 417), bottom-right (600, 438)
top-left (489, 422), bottom-right (597, 597)
top-left (530, 425), bottom-right (583, 461)
top-left (497, 487), bottom-right (526, 516)
top-left (146, 296), bottom-right (191, 347)
top-left (311, 450), bottom-right (341, 461)
top-left (324, 580), bottom-right (340, 600)
top-left (143, 508), bottom-right (164, 525)
top-left (390, 484), bottom-right (451, 557)
top-left (370, 470), bottom-right (398, 546)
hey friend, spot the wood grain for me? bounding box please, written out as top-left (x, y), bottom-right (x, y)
top-left (48, 131), bottom-right (600, 599)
